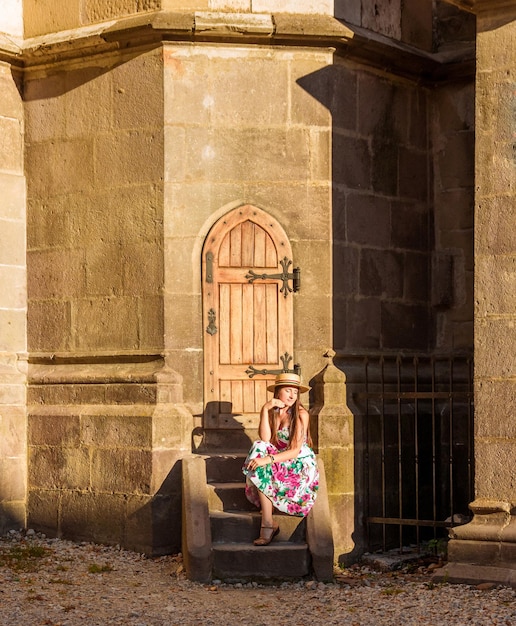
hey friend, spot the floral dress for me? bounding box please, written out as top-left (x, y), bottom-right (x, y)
top-left (242, 427), bottom-right (319, 517)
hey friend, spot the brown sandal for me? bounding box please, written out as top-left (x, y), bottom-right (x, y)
top-left (253, 524), bottom-right (279, 546)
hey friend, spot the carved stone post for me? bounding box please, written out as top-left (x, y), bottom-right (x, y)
top-left (310, 349), bottom-right (355, 565)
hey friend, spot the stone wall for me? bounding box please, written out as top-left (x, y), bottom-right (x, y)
top-left (0, 60), bottom-right (27, 534)
top-left (329, 66), bottom-right (433, 352)
top-left (24, 47), bottom-right (192, 554)
top-left (432, 80), bottom-right (475, 351)
top-left (162, 42), bottom-right (334, 410)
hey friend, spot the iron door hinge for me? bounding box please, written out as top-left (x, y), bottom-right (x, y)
top-left (245, 257), bottom-right (300, 297)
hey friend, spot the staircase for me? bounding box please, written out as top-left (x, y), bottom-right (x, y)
top-left (182, 452), bottom-right (334, 583)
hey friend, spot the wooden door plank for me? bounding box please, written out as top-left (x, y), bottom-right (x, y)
top-left (230, 223), bottom-right (242, 267)
top-left (242, 283), bottom-right (254, 363)
top-left (219, 284), bottom-right (231, 364)
top-left (254, 225), bottom-right (266, 266)
top-left (265, 232), bottom-right (277, 267)
top-left (219, 233), bottom-right (230, 267)
top-left (253, 284), bottom-right (267, 363)
top-left (265, 283), bottom-right (279, 363)
top-left (241, 220), bottom-right (255, 266)
top-left (230, 284), bottom-right (243, 363)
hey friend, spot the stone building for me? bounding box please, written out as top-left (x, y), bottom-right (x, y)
top-left (0, 1), bottom-right (514, 583)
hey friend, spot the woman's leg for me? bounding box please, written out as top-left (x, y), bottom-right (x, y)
top-left (258, 490), bottom-right (274, 528)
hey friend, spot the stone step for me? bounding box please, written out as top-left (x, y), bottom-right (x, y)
top-left (204, 454), bottom-right (247, 483)
top-left (212, 542), bottom-right (311, 582)
top-left (207, 481), bottom-right (255, 512)
top-left (210, 511), bottom-right (307, 543)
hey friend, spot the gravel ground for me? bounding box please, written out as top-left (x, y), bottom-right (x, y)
top-left (1, 530), bottom-right (515, 626)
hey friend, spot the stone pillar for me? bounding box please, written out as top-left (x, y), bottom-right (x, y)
top-left (439, 1), bottom-right (516, 586)
top-left (0, 50), bottom-right (27, 534)
top-left (310, 349), bottom-right (355, 565)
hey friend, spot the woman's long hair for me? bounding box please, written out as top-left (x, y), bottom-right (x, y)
top-left (268, 387), bottom-right (313, 449)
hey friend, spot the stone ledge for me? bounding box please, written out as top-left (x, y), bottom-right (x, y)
top-left (433, 562), bottom-right (516, 588)
top-left (0, 10), bottom-right (474, 83)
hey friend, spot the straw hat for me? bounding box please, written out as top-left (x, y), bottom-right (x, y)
top-left (267, 372), bottom-right (310, 393)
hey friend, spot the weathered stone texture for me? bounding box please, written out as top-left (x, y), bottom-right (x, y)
top-left (25, 49), bottom-right (164, 355)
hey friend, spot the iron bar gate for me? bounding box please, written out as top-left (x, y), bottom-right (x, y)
top-left (336, 353), bottom-right (474, 554)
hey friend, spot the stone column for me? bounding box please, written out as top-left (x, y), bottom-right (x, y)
top-left (440, 1), bottom-right (516, 586)
top-left (0, 38), bottom-right (27, 533)
top-left (310, 350), bottom-right (355, 565)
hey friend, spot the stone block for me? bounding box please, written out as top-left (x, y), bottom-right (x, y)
top-left (433, 82), bottom-right (474, 134)
top-left (404, 252), bottom-right (429, 303)
top-left (358, 73), bottom-right (407, 141)
top-left (74, 296), bottom-right (139, 351)
top-left (345, 298), bottom-right (381, 350)
top-left (208, 52), bottom-right (290, 128)
top-left (27, 490), bottom-right (59, 536)
top-left (167, 349), bottom-right (203, 404)
top-left (84, 0), bottom-right (141, 22)
top-left (0, 65), bottom-right (22, 118)
top-left (360, 249), bottom-right (404, 298)
top-left (318, 414), bottom-right (353, 447)
top-left (408, 91), bottom-right (428, 150)
top-left (476, 255), bottom-right (516, 316)
top-left (293, 240), bottom-right (331, 297)
top-left (105, 383), bottom-right (158, 404)
top-left (475, 380), bottom-right (516, 439)
top-left (0, 454), bottom-right (25, 501)
top-left (475, 318), bottom-right (516, 379)
top-left (399, 147), bottom-right (428, 201)
top-left (151, 448), bottom-right (183, 492)
top-left (244, 184), bottom-right (331, 241)
top-left (0, 265), bottom-right (25, 309)
top-left (28, 249), bottom-right (85, 299)
top-left (346, 194), bottom-right (390, 247)
top-left (0, 309), bottom-right (26, 352)
top-left (291, 58), bottom-right (335, 129)
top-left (0, 383), bottom-right (25, 406)
top-left (391, 201), bottom-right (428, 251)
top-left (60, 491), bottom-right (127, 545)
top-left (401, 0), bottom-right (433, 51)
top-left (447, 539), bottom-right (501, 566)
top-left (29, 445), bottom-right (91, 490)
top-left (24, 77), bottom-right (67, 143)
top-left (381, 302), bottom-right (429, 350)
top-left (0, 501), bottom-right (26, 535)
top-left (361, 0), bottom-right (401, 40)
top-left (28, 413), bottom-right (80, 446)
top-left (23, 0), bottom-right (81, 36)
top-left (84, 245), bottom-right (124, 296)
top-left (320, 447), bottom-right (354, 495)
top-left (27, 198), bottom-right (72, 250)
top-left (125, 492), bottom-right (181, 555)
top-left (0, 117), bottom-right (23, 172)
top-left (293, 294), bottom-right (331, 351)
top-left (81, 414), bottom-right (152, 448)
top-left (27, 300), bottom-right (71, 352)
top-left (27, 139), bottom-right (95, 196)
top-left (64, 67), bottom-right (112, 139)
top-left (152, 407), bottom-right (194, 450)
top-left (476, 196), bottom-right (516, 255)
top-left (122, 242), bottom-right (164, 296)
top-left (0, 172), bottom-right (25, 221)
top-left (332, 244), bottom-right (359, 297)
top-left (475, 440), bottom-right (516, 501)
top-left (182, 127), bottom-right (311, 184)
top-left (91, 449), bottom-right (152, 494)
top-left (438, 132), bottom-right (475, 190)
top-left (137, 296), bottom-right (165, 350)
top-left (164, 182), bottom-right (241, 239)
top-left (333, 135), bottom-right (371, 189)
top-left (113, 50), bottom-right (163, 131)
top-left (164, 293), bottom-right (202, 350)
top-left (94, 130), bottom-right (163, 189)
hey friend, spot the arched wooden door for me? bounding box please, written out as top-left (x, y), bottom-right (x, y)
top-left (202, 205), bottom-right (295, 440)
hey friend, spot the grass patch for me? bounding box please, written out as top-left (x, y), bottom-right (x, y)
top-left (381, 586), bottom-right (404, 596)
top-left (0, 544), bottom-right (50, 572)
top-left (88, 563), bottom-right (113, 574)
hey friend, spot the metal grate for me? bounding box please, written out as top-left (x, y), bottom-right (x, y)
top-left (338, 353), bottom-right (474, 553)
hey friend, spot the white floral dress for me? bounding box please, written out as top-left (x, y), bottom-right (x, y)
top-left (242, 427), bottom-right (319, 517)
